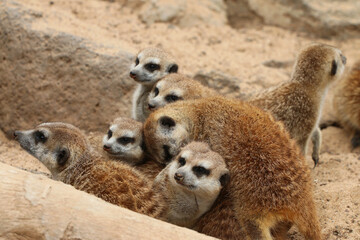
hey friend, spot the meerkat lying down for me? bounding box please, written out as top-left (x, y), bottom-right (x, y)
top-left (14, 122), bottom-right (227, 228)
top-left (144, 96), bottom-right (322, 240)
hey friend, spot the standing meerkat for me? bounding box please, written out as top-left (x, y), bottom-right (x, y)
top-left (130, 47), bottom-right (179, 122)
top-left (144, 96), bottom-right (322, 240)
top-left (154, 141), bottom-right (229, 228)
top-left (103, 117), bottom-right (163, 179)
top-left (147, 73), bottom-right (218, 111)
top-left (14, 122), bottom-right (165, 218)
top-left (248, 43), bottom-right (346, 166)
top-left (333, 60), bottom-right (360, 148)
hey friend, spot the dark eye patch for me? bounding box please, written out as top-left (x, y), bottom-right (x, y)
top-left (117, 136), bottom-right (135, 145)
top-left (34, 131), bottom-right (47, 144)
top-left (165, 94), bottom-right (181, 103)
top-left (135, 57), bottom-right (139, 66)
top-left (331, 60), bottom-right (337, 76)
top-left (57, 148), bottom-right (69, 166)
top-left (107, 130), bottom-right (112, 139)
top-left (192, 166), bottom-right (210, 177)
top-left (178, 157), bottom-right (186, 166)
top-left (145, 63), bottom-right (161, 72)
top-left (154, 87), bottom-right (159, 97)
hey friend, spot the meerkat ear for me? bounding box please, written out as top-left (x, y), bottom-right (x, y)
top-left (57, 147), bottom-right (70, 166)
top-left (167, 64), bottom-right (178, 73)
top-left (159, 116), bottom-right (176, 129)
top-left (219, 172), bottom-right (230, 187)
top-left (331, 60), bottom-right (337, 76)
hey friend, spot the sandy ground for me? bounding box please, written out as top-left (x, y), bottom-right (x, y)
top-left (1, 0), bottom-right (359, 239)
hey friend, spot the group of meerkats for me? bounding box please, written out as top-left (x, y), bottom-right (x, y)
top-left (14, 42), bottom-right (360, 240)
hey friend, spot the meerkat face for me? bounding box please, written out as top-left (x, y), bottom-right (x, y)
top-left (14, 122), bottom-right (89, 177)
top-left (148, 78), bottom-right (184, 111)
top-left (144, 110), bottom-right (191, 164)
top-left (102, 117), bottom-right (144, 164)
top-left (294, 43), bottom-right (347, 86)
top-left (129, 48), bottom-right (178, 85)
top-left (167, 142), bottom-right (230, 197)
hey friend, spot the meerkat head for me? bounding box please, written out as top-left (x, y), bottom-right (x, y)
top-left (14, 122), bottom-right (90, 178)
top-left (129, 47), bottom-right (178, 85)
top-left (144, 107), bottom-right (191, 164)
top-left (292, 43), bottom-right (347, 87)
top-left (147, 73), bottom-right (206, 111)
top-left (102, 117), bottom-right (145, 165)
top-left (166, 142), bottom-right (230, 196)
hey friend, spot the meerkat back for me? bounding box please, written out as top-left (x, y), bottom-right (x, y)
top-left (333, 61), bottom-right (360, 148)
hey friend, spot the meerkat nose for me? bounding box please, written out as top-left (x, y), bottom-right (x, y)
top-left (174, 173), bottom-right (184, 182)
top-left (341, 54), bottom-right (347, 65)
top-left (129, 71), bottom-right (137, 79)
top-left (148, 103), bottom-right (155, 110)
top-left (103, 145), bottom-right (111, 151)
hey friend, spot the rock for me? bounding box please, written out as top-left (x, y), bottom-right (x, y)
top-left (225, 0), bottom-right (360, 38)
top-left (139, 0), bottom-right (227, 27)
top-left (193, 70), bottom-right (250, 98)
top-left (0, 162), bottom-right (215, 240)
top-left (0, 1), bottom-right (136, 136)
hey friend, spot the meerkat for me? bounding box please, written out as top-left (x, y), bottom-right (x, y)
top-left (103, 117), bottom-right (163, 179)
top-left (144, 96), bottom-right (322, 240)
top-left (14, 122), bottom-right (226, 228)
top-left (333, 60), bottom-right (360, 149)
top-left (147, 73), bottom-right (218, 111)
top-left (14, 122), bottom-right (165, 218)
top-left (130, 47), bottom-right (179, 122)
top-left (248, 43), bottom-right (346, 166)
top-left (154, 141), bottom-right (229, 228)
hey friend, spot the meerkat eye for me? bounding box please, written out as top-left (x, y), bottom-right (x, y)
top-left (330, 60), bottom-right (337, 76)
top-left (167, 64), bottom-right (178, 73)
top-left (165, 94), bottom-right (180, 103)
top-left (178, 157), bottom-right (186, 166)
top-left (34, 131), bottom-right (47, 144)
top-left (107, 130), bottom-right (112, 139)
top-left (192, 166), bottom-right (210, 177)
top-left (117, 136), bottom-right (135, 145)
top-left (57, 148), bottom-right (69, 166)
top-left (145, 63), bottom-right (160, 72)
top-left (154, 87), bottom-right (159, 97)
top-left (135, 57), bottom-right (139, 66)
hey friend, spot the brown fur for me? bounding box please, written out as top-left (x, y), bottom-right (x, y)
top-left (333, 60), bottom-right (360, 147)
top-left (148, 73), bottom-right (218, 111)
top-left (144, 96), bottom-right (321, 240)
top-left (15, 123), bottom-right (166, 219)
top-left (154, 142), bottom-right (229, 228)
top-left (248, 43), bottom-right (346, 165)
